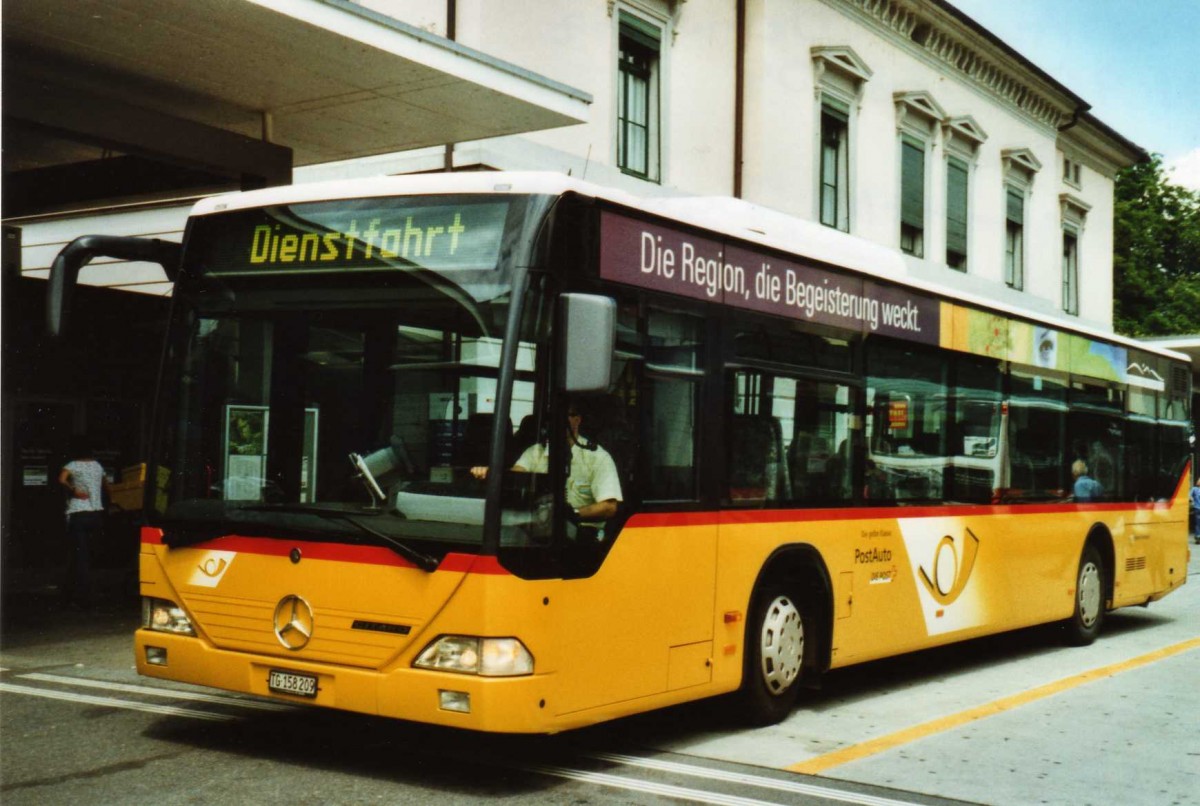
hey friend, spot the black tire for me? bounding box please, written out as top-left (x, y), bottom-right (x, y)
top-left (1063, 543), bottom-right (1106, 646)
top-left (738, 581), bottom-right (807, 726)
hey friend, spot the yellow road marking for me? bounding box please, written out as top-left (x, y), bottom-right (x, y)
top-left (787, 636), bottom-right (1200, 775)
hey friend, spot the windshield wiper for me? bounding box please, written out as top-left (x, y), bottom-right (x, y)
top-left (241, 504), bottom-right (440, 572)
top-left (328, 511), bottom-right (440, 573)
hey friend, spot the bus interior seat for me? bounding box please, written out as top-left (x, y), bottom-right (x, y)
top-left (730, 415), bottom-right (789, 503)
top-left (787, 432), bottom-right (830, 500)
top-left (825, 439), bottom-right (851, 501)
top-left (511, 414), bottom-right (541, 465)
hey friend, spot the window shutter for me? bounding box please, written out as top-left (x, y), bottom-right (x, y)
top-left (946, 158), bottom-right (968, 254)
top-left (619, 11), bottom-right (661, 51)
top-left (1006, 186), bottom-right (1024, 225)
top-left (1170, 365), bottom-right (1189, 399)
top-left (822, 96), bottom-right (850, 121)
top-left (901, 139), bottom-right (925, 228)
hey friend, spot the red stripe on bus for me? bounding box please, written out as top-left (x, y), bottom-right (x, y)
top-left (625, 496), bottom-right (1180, 530)
top-left (141, 460), bottom-right (1190, 566)
top-left (438, 553), bottom-right (510, 574)
top-left (140, 526), bottom-right (510, 574)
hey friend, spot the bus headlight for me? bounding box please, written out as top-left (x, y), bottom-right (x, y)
top-left (414, 636), bottom-right (533, 676)
top-left (141, 597), bottom-right (196, 636)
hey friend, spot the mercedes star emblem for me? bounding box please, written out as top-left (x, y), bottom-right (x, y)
top-left (273, 594), bottom-right (314, 651)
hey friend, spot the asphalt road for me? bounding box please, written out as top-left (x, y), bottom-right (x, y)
top-left (2, 546), bottom-right (1198, 806)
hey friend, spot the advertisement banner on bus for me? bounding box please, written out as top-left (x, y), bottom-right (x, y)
top-left (599, 211), bottom-right (940, 345)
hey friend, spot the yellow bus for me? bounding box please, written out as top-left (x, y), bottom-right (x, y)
top-left (51, 172), bottom-right (1192, 733)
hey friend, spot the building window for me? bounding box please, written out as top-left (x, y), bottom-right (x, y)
top-left (820, 100), bottom-right (850, 231)
top-left (942, 116), bottom-right (987, 273)
top-left (892, 92), bottom-right (944, 259)
top-left (1062, 227), bottom-right (1079, 315)
top-left (617, 12), bottom-right (661, 182)
top-left (1062, 156), bottom-right (1082, 189)
top-left (1001, 149), bottom-right (1041, 292)
top-left (1059, 193), bottom-right (1089, 316)
top-left (945, 156), bottom-right (969, 270)
top-left (1004, 185), bottom-right (1025, 290)
top-left (812, 47), bottom-right (872, 233)
top-left (900, 136), bottom-right (926, 257)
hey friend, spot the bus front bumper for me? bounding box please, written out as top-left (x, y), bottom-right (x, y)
top-left (134, 629), bottom-right (557, 733)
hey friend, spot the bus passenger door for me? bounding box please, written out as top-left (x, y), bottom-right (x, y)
top-left (553, 307), bottom-right (717, 715)
top-left (551, 517), bottom-right (718, 717)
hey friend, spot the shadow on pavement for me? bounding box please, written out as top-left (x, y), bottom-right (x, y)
top-left (1, 566), bottom-right (140, 647)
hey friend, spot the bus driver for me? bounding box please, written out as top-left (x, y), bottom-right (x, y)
top-left (472, 404), bottom-right (623, 539)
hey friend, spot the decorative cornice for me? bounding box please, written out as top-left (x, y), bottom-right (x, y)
top-left (1058, 115), bottom-right (1144, 177)
top-left (828, 0), bottom-right (1077, 130)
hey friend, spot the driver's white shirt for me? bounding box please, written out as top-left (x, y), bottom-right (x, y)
top-left (515, 437), bottom-right (623, 514)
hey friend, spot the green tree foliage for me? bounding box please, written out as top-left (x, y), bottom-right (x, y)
top-left (1113, 155), bottom-right (1200, 336)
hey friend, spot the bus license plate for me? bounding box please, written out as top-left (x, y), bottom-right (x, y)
top-left (268, 670), bottom-right (318, 698)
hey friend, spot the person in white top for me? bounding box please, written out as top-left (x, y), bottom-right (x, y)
top-left (58, 436), bottom-right (110, 607)
top-left (472, 403), bottom-right (623, 536)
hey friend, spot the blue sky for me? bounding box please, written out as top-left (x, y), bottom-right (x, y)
top-left (949, 0), bottom-right (1200, 189)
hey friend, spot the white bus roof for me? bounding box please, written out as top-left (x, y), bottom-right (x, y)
top-left (189, 171), bottom-right (1188, 364)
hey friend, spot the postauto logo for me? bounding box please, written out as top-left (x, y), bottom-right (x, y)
top-left (900, 519), bottom-right (984, 636)
top-left (918, 528), bottom-right (980, 606)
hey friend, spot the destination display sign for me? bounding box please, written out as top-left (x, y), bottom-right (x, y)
top-left (191, 198), bottom-right (511, 276)
top-left (599, 211), bottom-right (940, 345)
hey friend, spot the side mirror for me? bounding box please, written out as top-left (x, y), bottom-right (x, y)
top-left (559, 293), bottom-right (615, 393)
top-left (47, 235), bottom-right (180, 339)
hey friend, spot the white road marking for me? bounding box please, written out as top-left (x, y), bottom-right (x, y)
top-left (0, 682), bottom-right (233, 721)
top-left (591, 752), bottom-right (923, 806)
top-left (522, 763), bottom-right (791, 806)
top-left (18, 672), bottom-right (294, 711)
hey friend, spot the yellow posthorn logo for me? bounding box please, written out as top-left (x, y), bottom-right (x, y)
top-left (188, 550), bottom-right (236, 588)
top-left (199, 557), bottom-right (227, 577)
top-left (918, 528), bottom-right (980, 606)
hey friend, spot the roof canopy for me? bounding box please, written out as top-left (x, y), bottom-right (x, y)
top-left (2, 0), bottom-right (591, 217)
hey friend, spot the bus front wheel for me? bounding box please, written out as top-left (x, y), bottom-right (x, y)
top-left (1064, 543), bottom-right (1105, 646)
top-left (740, 582), bottom-right (806, 725)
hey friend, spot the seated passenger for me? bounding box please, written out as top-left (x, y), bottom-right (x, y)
top-left (1072, 459), bottom-right (1103, 502)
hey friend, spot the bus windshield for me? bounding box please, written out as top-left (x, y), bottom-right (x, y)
top-left (150, 195), bottom-right (552, 556)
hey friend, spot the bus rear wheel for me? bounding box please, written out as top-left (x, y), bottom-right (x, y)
top-left (1064, 543), bottom-right (1105, 646)
top-left (740, 582), bottom-right (806, 725)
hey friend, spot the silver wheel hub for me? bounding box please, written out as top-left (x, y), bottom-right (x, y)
top-left (759, 594), bottom-right (804, 695)
top-left (1078, 561), bottom-right (1101, 628)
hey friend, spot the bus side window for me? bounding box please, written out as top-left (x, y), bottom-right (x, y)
top-left (641, 307), bottom-right (704, 503)
top-left (588, 394), bottom-right (637, 492)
